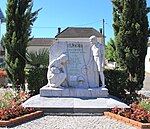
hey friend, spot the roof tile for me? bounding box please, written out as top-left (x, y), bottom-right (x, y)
top-left (28, 38), bottom-right (55, 46)
top-left (55, 27), bottom-right (103, 38)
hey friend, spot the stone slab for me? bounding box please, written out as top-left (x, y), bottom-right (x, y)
top-left (22, 95), bottom-right (129, 113)
top-left (40, 86), bottom-right (108, 98)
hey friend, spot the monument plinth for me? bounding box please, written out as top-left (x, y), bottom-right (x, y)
top-left (40, 86), bottom-right (108, 98)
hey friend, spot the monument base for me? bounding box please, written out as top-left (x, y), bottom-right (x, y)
top-left (22, 95), bottom-right (129, 114)
top-left (40, 86), bottom-right (108, 98)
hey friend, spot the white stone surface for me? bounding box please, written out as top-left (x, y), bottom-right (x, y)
top-left (22, 95), bottom-right (129, 110)
top-left (48, 41), bottom-right (99, 88)
top-left (89, 35), bottom-right (105, 87)
top-left (47, 54), bottom-right (68, 88)
top-left (40, 86), bottom-right (108, 98)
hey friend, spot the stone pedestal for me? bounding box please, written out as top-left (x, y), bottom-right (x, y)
top-left (40, 86), bottom-right (108, 98)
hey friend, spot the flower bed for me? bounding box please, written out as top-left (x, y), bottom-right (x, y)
top-left (0, 110), bottom-right (43, 127)
top-left (0, 106), bottom-right (35, 121)
top-left (0, 90), bottom-right (44, 127)
top-left (104, 102), bottom-right (150, 129)
top-left (104, 112), bottom-right (150, 129)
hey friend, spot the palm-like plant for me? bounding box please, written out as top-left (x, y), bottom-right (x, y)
top-left (26, 48), bottom-right (49, 68)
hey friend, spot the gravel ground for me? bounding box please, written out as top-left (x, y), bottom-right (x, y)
top-left (0, 115), bottom-right (137, 129)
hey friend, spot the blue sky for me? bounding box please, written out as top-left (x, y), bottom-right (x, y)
top-left (1, 0), bottom-right (150, 43)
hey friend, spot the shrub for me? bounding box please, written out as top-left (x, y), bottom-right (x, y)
top-left (104, 69), bottom-right (139, 104)
top-left (27, 67), bottom-right (47, 96)
top-left (104, 69), bottom-right (128, 99)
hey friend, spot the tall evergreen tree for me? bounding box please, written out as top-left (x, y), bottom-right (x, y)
top-left (112, 0), bottom-right (149, 92)
top-left (2, 0), bottom-right (40, 90)
top-left (105, 38), bottom-right (117, 62)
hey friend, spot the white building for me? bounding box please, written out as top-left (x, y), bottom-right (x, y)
top-left (27, 38), bottom-right (55, 53)
top-left (27, 27), bottom-right (104, 53)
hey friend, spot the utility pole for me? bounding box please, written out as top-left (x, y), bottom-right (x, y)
top-left (102, 19), bottom-right (105, 45)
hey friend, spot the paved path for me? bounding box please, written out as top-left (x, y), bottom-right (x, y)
top-left (0, 115), bottom-right (137, 129)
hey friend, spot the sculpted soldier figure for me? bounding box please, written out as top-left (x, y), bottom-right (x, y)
top-left (89, 35), bottom-right (105, 88)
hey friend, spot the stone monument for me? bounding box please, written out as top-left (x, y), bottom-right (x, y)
top-left (23, 37), bottom-right (130, 113)
top-left (40, 37), bottom-right (108, 98)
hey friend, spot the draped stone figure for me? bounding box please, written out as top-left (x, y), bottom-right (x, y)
top-left (47, 54), bottom-right (68, 88)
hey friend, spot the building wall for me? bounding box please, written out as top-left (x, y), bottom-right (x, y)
top-left (27, 46), bottom-right (50, 53)
top-left (55, 37), bottom-right (104, 44)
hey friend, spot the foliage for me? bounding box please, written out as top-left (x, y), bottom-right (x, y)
top-left (140, 99), bottom-right (150, 112)
top-left (105, 69), bottom-right (139, 104)
top-left (111, 102), bottom-right (150, 123)
top-left (0, 106), bottom-right (35, 121)
top-left (105, 38), bottom-right (117, 62)
top-left (105, 69), bottom-right (128, 99)
top-left (112, 0), bottom-right (149, 93)
top-left (0, 89), bottom-right (35, 121)
top-left (0, 90), bottom-right (30, 109)
top-left (1, 0), bottom-right (41, 90)
top-left (27, 67), bottom-right (47, 96)
top-left (26, 49), bottom-right (49, 96)
top-left (26, 48), bottom-right (49, 68)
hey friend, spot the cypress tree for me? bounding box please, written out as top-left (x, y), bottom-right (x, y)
top-left (2, 0), bottom-right (40, 90)
top-left (112, 0), bottom-right (149, 92)
top-left (106, 38), bottom-right (117, 62)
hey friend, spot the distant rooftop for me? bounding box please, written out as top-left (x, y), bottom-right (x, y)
top-left (0, 8), bottom-right (5, 23)
top-left (28, 38), bottom-right (55, 46)
top-left (55, 27), bottom-right (103, 38)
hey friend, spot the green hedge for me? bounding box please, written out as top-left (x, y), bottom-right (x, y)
top-left (105, 69), bottom-right (128, 100)
top-left (27, 67), bottom-right (47, 96)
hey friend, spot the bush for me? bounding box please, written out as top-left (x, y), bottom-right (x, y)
top-left (105, 69), bottom-right (139, 104)
top-left (27, 67), bottom-right (47, 96)
top-left (105, 69), bottom-right (128, 99)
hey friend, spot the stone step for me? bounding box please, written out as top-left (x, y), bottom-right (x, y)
top-left (22, 95), bottom-right (129, 114)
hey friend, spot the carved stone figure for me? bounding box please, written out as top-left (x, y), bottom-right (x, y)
top-left (47, 54), bottom-right (68, 88)
top-left (89, 35), bottom-right (105, 87)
